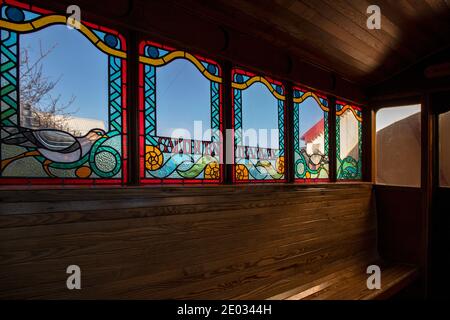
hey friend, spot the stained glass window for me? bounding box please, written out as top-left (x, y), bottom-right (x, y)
top-left (138, 41), bottom-right (222, 183)
top-left (336, 101), bottom-right (362, 180)
top-left (293, 87), bottom-right (329, 182)
top-left (232, 68), bottom-right (285, 182)
top-left (0, 1), bottom-right (127, 185)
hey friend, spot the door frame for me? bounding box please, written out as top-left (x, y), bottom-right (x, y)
top-left (429, 91), bottom-right (450, 299)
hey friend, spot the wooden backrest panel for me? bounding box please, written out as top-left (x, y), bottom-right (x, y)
top-left (0, 183), bottom-right (377, 299)
top-left (375, 185), bottom-right (423, 264)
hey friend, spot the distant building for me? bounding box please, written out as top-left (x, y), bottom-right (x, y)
top-left (301, 111), bottom-right (360, 167)
top-left (58, 115), bottom-right (106, 136)
top-left (21, 105), bottom-right (106, 136)
top-left (338, 110), bottom-right (359, 161)
top-left (301, 118), bottom-right (325, 156)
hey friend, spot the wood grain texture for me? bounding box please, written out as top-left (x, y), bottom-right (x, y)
top-left (167, 0), bottom-right (450, 85)
top-left (268, 261), bottom-right (418, 300)
top-left (0, 183), bottom-right (380, 299)
top-left (375, 185), bottom-right (423, 265)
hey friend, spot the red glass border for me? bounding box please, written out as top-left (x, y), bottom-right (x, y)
top-left (336, 100), bottom-right (363, 182)
top-left (0, 0), bottom-right (128, 186)
top-left (231, 68), bottom-right (287, 184)
top-left (336, 100), bottom-right (363, 112)
top-left (138, 40), bottom-right (224, 185)
top-left (293, 85), bottom-right (329, 102)
top-left (292, 85), bottom-right (330, 183)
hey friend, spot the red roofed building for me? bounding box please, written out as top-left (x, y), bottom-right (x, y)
top-left (301, 118), bottom-right (325, 155)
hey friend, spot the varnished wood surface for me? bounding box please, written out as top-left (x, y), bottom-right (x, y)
top-left (268, 261), bottom-right (418, 300)
top-left (168, 0), bottom-right (450, 85)
top-left (375, 185), bottom-right (423, 265)
top-left (0, 184), bottom-right (379, 299)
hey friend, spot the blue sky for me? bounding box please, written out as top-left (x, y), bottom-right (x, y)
top-left (156, 59), bottom-right (211, 140)
top-left (298, 98), bottom-right (324, 148)
top-left (21, 25), bottom-right (108, 127)
top-left (241, 82), bottom-right (279, 148)
top-left (376, 105), bottom-right (421, 131)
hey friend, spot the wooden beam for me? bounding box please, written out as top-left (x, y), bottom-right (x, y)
top-left (362, 106), bottom-right (375, 182)
top-left (424, 62), bottom-right (450, 79)
top-left (421, 92), bottom-right (433, 298)
top-left (368, 47), bottom-right (450, 102)
top-left (222, 61), bottom-right (233, 184)
top-left (328, 97), bottom-right (337, 182)
top-left (285, 82), bottom-right (295, 183)
top-left (126, 30), bottom-right (140, 185)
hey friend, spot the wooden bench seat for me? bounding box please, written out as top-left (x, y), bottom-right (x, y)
top-left (0, 183), bottom-right (418, 299)
top-left (267, 262), bottom-right (418, 300)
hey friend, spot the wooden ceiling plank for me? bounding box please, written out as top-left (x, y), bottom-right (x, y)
top-left (379, 0), bottom-right (437, 48)
top-left (158, 0), bottom-right (450, 85)
top-left (226, 0), bottom-right (378, 70)
top-left (346, 0), bottom-right (436, 55)
top-left (270, 0), bottom-right (380, 66)
top-left (424, 0), bottom-right (450, 12)
top-left (223, 0), bottom-right (383, 80)
top-left (319, 0), bottom-right (416, 62)
top-left (292, 0), bottom-right (407, 80)
top-left (297, 0), bottom-right (389, 56)
top-left (404, 0), bottom-right (450, 42)
top-left (170, 0), bottom-right (370, 81)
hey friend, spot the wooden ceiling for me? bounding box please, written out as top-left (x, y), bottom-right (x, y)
top-left (170, 0), bottom-right (450, 86)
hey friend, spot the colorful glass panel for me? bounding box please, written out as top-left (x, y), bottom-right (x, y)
top-left (232, 68), bottom-right (285, 182)
top-left (293, 87), bottom-right (329, 182)
top-left (336, 101), bottom-right (362, 180)
top-left (0, 1), bottom-right (127, 185)
top-left (138, 41), bottom-right (223, 183)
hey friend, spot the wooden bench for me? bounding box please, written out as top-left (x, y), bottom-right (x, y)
top-left (0, 183), bottom-right (417, 299)
top-left (267, 262), bottom-right (418, 300)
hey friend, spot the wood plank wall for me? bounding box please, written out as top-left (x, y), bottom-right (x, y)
top-left (0, 183), bottom-right (377, 299)
top-left (375, 185), bottom-right (423, 264)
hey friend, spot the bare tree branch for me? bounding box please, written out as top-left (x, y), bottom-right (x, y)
top-left (19, 41), bottom-right (79, 136)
